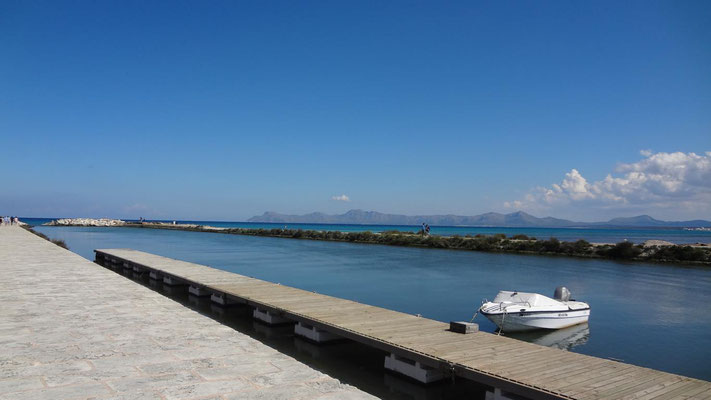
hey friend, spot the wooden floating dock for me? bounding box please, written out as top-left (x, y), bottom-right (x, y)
top-left (95, 249), bottom-right (711, 400)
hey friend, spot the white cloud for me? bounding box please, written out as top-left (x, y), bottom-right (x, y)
top-left (504, 151), bottom-right (711, 219)
top-left (331, 194), bottom-right (350, 202)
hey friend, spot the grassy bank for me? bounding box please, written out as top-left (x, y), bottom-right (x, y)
top-left (22, 225), bottom-right (69, 249)
top-left (124, 223), bottom-right (711, 265)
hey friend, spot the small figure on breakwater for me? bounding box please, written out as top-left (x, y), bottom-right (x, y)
top-left (420, 222), bottom-right (431, 236)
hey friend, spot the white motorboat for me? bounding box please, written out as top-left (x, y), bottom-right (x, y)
top-left (479, 287), bottom-right (590, 332)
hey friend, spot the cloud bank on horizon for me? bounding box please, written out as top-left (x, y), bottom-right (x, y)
top-left (505, 151), bottom-right (711, 220)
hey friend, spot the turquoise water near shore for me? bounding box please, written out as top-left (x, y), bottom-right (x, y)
top-left (36, 225), bottom-right (711, 381)
top-left (23, 217), bottom-right (711, 244)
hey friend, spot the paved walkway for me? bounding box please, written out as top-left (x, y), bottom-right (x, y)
top-left (0, 226), bottom-right (377, 400)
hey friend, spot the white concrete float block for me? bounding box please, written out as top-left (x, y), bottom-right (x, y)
top-left (384, 353), bottom-right (445, 384)
top-left (122, 262), bottom-right (131, 269)
top-left (149, 271), bottom-right (161, 280)
top-left (253, 308), bottom-right (292, 325)
top-left (210, 293), bottom-right (238, 305)
top-left (294, 322), bottom-right (341, 343)
top-left (132, 265), bottom-right (143, 272)
top-left (162, 275), bottom-right (182, 286)
top-left (188, 285), bottom-right (210, 297)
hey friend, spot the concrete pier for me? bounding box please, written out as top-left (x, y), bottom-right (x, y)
top-left (0, 226), bottom-right (376, 400)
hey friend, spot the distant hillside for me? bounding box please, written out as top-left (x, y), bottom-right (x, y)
top-left (248, 210), bottom-right (711, 228)
top-left (591, 215), bottom-right (711, 227)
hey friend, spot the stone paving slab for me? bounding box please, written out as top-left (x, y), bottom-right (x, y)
top-left (0, 226), bottom-right (378, 400)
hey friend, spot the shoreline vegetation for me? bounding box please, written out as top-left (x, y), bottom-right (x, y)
top-left (22, 225), bottom-right (69, 249)
top-left (40, 218), bottom-right (711, 265)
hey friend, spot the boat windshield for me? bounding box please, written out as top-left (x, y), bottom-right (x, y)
top-left (492, 291), bottom-right (562, 307)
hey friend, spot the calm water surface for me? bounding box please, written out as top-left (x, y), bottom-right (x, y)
top-left (36, 226), bottom-right (711, 381)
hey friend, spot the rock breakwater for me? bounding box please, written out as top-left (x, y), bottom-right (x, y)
top-left (45, 218), bottom-right (126, 227)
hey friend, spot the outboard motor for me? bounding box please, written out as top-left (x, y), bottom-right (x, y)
top-left (554, 286), bottom-right (571, 301)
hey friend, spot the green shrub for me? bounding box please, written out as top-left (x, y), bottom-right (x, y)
top-left (573, 239), bottom-right (592, 253)
top-left (650, 245), bottom-right (709, 262)
top-left (22, 226), bottom-right (69, 250)
top-left (51, 239), bottom-right (69, 249)
top-left (604, 241), bottom-right (642, 259)
top-left (542, 237), bottom-right (561, 252)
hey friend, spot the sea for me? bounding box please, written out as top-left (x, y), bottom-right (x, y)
top-left (32, 223), bottom-right (711, 389)
top-left (21, 217), bottom-right (711, 244)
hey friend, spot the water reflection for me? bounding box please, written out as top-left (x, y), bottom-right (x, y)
top-left (507, 323), bottom-right (590, 351)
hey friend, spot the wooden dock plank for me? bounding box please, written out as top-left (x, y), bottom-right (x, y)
top-left (562, 365), bottom-right (650, 398)
top-left (485, 349), bottom-right (588, 377)
top-left (579, 372), bottom-right (674, 400)
top-left (606, 376), bottom-right (689, 400)
top-left (627, 380), bottom-right (706, 400)
top-left (645, 381), bottom-right (711, 400)
top-left (664, 385), bottom-right (711, 400)
top-left (538, 362), bottom-right (639, 395)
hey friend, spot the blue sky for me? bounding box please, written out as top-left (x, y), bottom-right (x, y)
top-left (1, 1), bottom-right (710, 221)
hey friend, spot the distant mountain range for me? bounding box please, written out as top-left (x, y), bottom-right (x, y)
top-left (248, 210), bottom-right (711, 228)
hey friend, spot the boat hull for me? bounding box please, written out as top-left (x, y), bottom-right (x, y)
top-left (482, 308), bottom-right (590, 332)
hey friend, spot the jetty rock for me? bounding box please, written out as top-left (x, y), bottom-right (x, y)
top-left (45, 218), bottom-right (126, 227)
